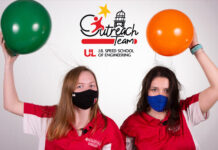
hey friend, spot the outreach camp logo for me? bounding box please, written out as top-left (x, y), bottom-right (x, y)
top-left (80, 4), bottom-right (139, 57)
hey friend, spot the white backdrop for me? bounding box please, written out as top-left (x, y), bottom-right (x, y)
top-left (0, 0), bottom-right (218, 149)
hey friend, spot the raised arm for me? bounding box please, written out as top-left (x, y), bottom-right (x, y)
top-left (190, 31), bottom-right (218, 113)
top-left (1, 32), bottom-right (24, 116)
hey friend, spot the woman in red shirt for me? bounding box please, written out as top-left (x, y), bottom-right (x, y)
top-left (121, 31), bottom-right (218, 150)
top-left (1, 32), bottom-right (124, 150)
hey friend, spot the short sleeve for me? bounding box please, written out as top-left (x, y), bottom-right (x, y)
top-left (23, 103), bottom-right (56, 137)
top-left (102, 118), bottom-right (125, 150)
top-left (120, 114), bottom-right (141, 150)
top-left (180, 93), bottom-right (209, 126)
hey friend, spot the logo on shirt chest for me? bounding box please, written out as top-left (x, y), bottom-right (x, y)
top-left (85, 137), bottom-right (102, 148)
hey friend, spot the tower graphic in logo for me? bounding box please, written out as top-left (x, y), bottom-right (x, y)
top-left (114, 10), bottom-right (126, 28)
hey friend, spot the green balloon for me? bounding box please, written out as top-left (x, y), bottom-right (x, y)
top-left (1, 0), bottom-right (51, 54)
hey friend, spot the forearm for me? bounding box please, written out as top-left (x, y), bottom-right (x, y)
top-left (195, 49), bottom-right (218, 113)
top-left (195, 49), bottom-right (218, 88)
top-left (4, 63), bottom-right (23, 116)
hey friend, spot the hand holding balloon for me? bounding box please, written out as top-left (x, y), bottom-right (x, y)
top-left (0, 32), bottom-right (18, 64)
top-left (189, 30), bottom-right (199, 49)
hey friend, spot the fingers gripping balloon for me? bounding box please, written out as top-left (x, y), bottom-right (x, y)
top-left (146, 9), bottom-right (193, 56)
top-left (1, 0), bottom-right (52, 55)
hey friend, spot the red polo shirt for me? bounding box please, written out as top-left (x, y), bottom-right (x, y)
top-left (23, 103), bottom-right (125, 150)
top-left (120, 94), bottom-right (208, 150)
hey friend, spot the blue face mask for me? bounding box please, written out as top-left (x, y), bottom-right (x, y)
top-left (147, 95), bottom-right (168, 112)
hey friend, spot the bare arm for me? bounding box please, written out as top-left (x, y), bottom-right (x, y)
top-left (190, 31), bottom-right (218, 113)
top-left (1, 32), bottom-right (24, 116)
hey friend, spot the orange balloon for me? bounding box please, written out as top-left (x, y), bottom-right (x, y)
top-left (146, 9), bottom-right (194, 56)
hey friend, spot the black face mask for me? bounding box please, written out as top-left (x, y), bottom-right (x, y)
top-left (72, 89), bottom-right (98, 110)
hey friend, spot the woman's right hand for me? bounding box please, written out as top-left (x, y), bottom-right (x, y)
top-left (0, 32), bottom-right (19, 65)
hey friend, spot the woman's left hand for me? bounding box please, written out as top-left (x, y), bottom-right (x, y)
top-left (189, 29), bottom-right (199, 49)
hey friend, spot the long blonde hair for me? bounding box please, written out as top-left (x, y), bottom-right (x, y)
top-left (47, 66), bottom-right (105, 140)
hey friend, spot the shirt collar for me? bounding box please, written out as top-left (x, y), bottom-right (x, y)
top-left (71, 110), bottom-right (103, 135)
top-left (141, 111), bottom-right (169, 126)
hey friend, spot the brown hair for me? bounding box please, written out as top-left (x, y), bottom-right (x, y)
top-left (47, 66), bottom-right (106, 140)
top-left (136, 66), bottom-right (181, 133)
